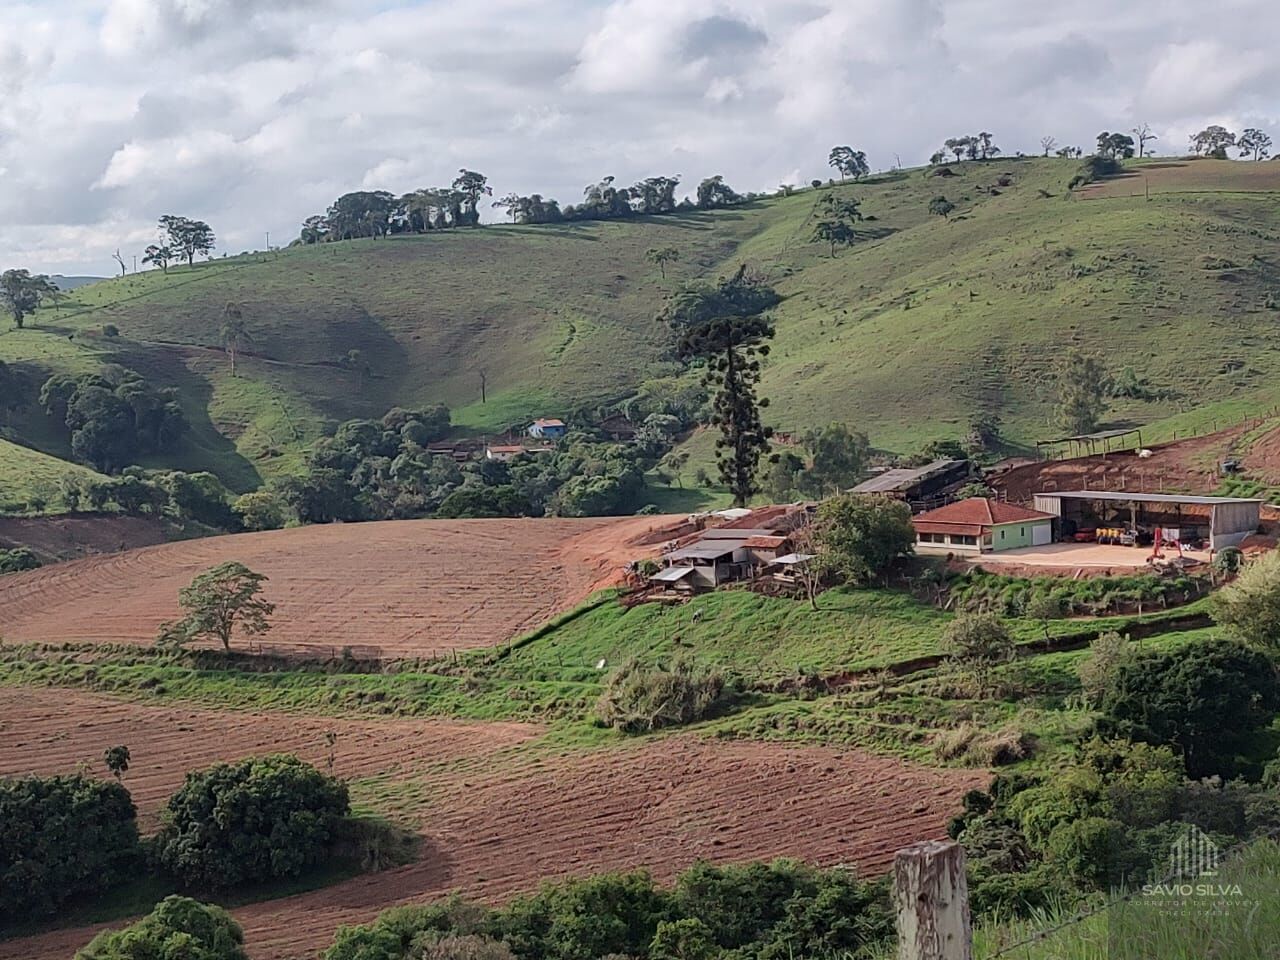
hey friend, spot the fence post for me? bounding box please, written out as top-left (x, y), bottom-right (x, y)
top-left (893, 840), bottom-right (972, 960)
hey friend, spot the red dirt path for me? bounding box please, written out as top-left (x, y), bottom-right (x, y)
top-left (0, 688), bottom-right (983, 960)
top-left (0, 515), bottom-right (677, 658)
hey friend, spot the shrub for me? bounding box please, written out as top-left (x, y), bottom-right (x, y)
top-left (75, 895), bottom-right (248, 960)
top-left (932, 723), bottom-right (1031, 765)
top-left (594, 658), bottom-right (737, 733)
top-left (943, 612), bottom-right (1014, 697)
top-left (1076, 631), bottom-right (1130, 707)
top-left (0, 774), bottom-right (141, 920)
top-left (0, 546), bottom-right (41, 574)
top-left (1211, 549), bottom-right (1280, 648)
top-left (232, 490), bottom-right (288, 531)
top-left (102, 323), bottom-right (120, 338)
top-left (412, 934), bottom-right (517, 960)
top-left (155, 754), bottom-right (349, 888)
top-left (1095, 639), bottom-right (1280, 778)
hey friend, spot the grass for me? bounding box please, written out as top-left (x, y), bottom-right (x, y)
top-left (6, 158), bottom-right (1280, 505)
top-left (969, 838), bottom-right (1280, 959)
top-left (0, 438), bottom-right (105, 510)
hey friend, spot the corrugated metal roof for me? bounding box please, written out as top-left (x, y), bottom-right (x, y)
top-left (666, 545), bottom-right (737, 561)
top-left (1035, 491), bottom-right (1263, 506)
top-left (850, 459), bottom-right (964, 494)
top-left (651, 566), bottom-right (695, 582)
top-left (772, 553), bottom-right (816, 565)
top-left (701, 527), bottom-right (778, 539)
top-left (744, 535), bottom-right (788, 548)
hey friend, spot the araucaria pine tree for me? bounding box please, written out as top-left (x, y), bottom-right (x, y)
top-left (664, 265), bottom-right (780, 506)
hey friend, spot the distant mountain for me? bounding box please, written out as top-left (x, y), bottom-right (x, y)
top-left (50, 275), bottom-right (106, 291)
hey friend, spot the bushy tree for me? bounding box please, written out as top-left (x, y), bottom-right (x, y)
top-left (813, 494), bottom-right (914, 585)
top-left (436, 485), bottom-right (531, 519)
top-left (161, 561), bottom-right (274, 650)
top-left (0, 268), bottom-right (59, 329)
top-left (0, 546), bottom-right (41, 574)
top-left (155, 755), bottom-right (349, 888)
top-left (928, 195), bottom-right (955, 220)
top-left (76, 895), bottom-right (248, 960)
top-left (803, 422), bottom-right (868, 495)
top-left (1190, 125), bottom-right (1236, 158)
top-left (1238, 128), bottom-right (1272, 161)
top-left (1095, 639), bottom-right (1280, 778)
top-left (1056, 349), bottom-right (1110, 434)
top-left (1095, 131), bottom-right (1135, 160)
top-left (159, 215), bottom-right (216, 265)
top-left (1211, 550), bottom-right (1280, 649)
top-left (0, 774), bottom-right (140, 920)
top-left (233, 490), bottom-right (288, 531)
top-left (695, 175), bottom-right (741, 209)
top-left (827, 146), bottom-right (869, 181)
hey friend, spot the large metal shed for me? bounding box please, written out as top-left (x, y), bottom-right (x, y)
top-left (1031, 491), bottom-right (1262, 550)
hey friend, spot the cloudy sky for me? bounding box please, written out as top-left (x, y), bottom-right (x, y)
top-left (2, 0), bottom-right (1277, 275)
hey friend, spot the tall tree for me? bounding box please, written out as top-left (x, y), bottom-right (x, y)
top-left (492, 192), bottom-right (521, 222)
top-left (827, 146), bottom-right (869, 181)
top-left (1190, 125), bottom-right (1236, 158)
top-left (695, 175), bottom-right (741, 209)
top-left (976, 131), bottom-right (999, 159)
top-left (664, 265), bottom-right (780, 506)
top-left (1056, 349), bottom-right (1111, 434)
top-left (142, 243), bottom-right (173, 273)
top-left (1131, 123), bottom-right (1157, 157)
top-left (452, 169), bottom-right (491, 226)
top-left (220, 302), bottom-right (251, 377)
top-left (810, 191), bottom-right (862, 257)
top-left (159, 215), bottom-right (216, 265)
top-left (1039, 135), bottom-right (1057, 157)
top-left (1238, 128), bottom-right (1273, 161)
top-left (1095, 132), bottom-right (1136, 160)
top-left (0, 269), bottom-right (59, 329)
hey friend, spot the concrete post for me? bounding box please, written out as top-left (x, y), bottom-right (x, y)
top-left (893, 840), bottom-right (972, 960)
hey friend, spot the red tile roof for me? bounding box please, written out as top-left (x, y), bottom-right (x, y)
top-left (912, 498), bottom-right (1054, 527)
top-left (533, 418), bottom-right (565, 427)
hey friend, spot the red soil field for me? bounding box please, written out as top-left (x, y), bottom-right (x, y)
top-left (0, 515), bottom-right (676, 658)
top-left (0, 688), bottom-right (984, 960)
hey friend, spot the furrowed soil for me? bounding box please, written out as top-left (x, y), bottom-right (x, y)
top-left (0, 515), bottom-right (678, 657)
top-left (0, 687), bottom-right (983, 960)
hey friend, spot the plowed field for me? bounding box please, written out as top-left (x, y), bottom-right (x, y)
top-left (0, 515), bottom-right (675, 657)
top-left (0, 688), bottom-right (984, 960)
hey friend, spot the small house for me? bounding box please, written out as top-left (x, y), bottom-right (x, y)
top-left (912, 498), bottom-right (1054, 555)
top-left (743, 534), bottom-right (790, 565)
top-left (528, 417), bottom-right (567, 440)
top-left (485, 444), bottom-right (526, 462)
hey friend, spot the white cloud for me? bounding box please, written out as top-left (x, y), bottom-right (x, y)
top-left (0, 0), bottom-right (1278, 275)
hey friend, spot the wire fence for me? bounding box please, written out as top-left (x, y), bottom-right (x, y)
top-left (983, 820), bottom-right (1280, 958)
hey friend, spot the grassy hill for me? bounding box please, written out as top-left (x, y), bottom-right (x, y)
top-left (4, 157), bottom-right (1280, 498)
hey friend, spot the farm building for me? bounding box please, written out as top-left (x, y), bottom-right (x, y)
top-left (528, 418), bottom-right (567, 440)
top-left (1031, 491), bottom-right (1263, 550)
top-left (912, 498), bottom-right (1055, 556)
top-left (850, 459), bottom-right (975, 507)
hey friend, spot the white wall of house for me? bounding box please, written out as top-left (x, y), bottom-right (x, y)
top-left (915, 532), bottom-right (983, 555)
